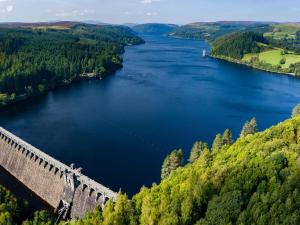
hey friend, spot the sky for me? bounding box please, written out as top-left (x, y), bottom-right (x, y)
top-left (0, 0), bottom-right (299, 24)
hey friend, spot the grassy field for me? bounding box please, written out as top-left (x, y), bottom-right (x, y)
top-left (264, 24), bottom-right (300, 40)
top-left (243, 49), bottom-right (300, 69)
top-left (32, 25), bottom-right (71, 30)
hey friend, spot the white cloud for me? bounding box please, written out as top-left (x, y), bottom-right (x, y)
top-left (6, 5), bottom-right (13, 12)
top-left (146, 12), bottom-right (158, 16)
top-left (56, 9), bottom-right (95, 18)
top-left (141, 0), bottom-right (160, 4)
top-left (0, 0), bottom-right (13, 14)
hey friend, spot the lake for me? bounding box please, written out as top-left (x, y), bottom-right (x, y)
top-left (1, 34), bottom-right (300, 200)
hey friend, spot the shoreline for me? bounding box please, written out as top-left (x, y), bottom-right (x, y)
top-left (166, 34), bottom-right (299, 77)
top-left (0, 33), bottom-right (145, 110)
top-left (210, 54), bottom-right (297, 77)
top-left (0, 68), bottom-right (121, 110)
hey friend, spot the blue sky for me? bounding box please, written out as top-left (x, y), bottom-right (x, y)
top-left (0, 0), bottom-right (299, 24)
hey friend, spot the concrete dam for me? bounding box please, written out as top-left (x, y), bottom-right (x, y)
top-left (0, 127), bottom-right (117, 219)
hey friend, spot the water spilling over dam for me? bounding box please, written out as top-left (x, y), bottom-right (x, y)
top-left (0, 127), bottom-right (116, 219)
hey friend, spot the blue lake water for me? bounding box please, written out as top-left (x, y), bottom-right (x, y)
top-left (1, 34), bottom-right (300, 197)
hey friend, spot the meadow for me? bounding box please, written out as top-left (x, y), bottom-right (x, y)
top-left (264, 23), bottom-right (300, 40)
top-left (243, 49), bottom-right (300, 69)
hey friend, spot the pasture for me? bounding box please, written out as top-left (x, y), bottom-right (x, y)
top-left (243, 49), bottom-right (300, 69)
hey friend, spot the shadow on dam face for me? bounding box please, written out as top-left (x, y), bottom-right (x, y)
top-left (0, 165), bottom-right (53, 216)
top-left (0, 127), bottom-right (117, 219)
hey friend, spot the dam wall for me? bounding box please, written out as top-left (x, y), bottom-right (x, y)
top-left (0, 127), bottom-right (116, 219)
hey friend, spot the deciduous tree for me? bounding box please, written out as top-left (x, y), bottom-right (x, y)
top-left (240, 118), bottom-right (258, 138)
top-left (161, 149), bottom-right (183, 179)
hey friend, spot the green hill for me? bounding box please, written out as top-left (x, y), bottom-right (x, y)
top-left (211, 31), bottom-right (267, 59)
top-left (0, 24), bottom-right (143, 107)
top-left (132, 23), bottom-right (178, 35)
top-left (68, 116), bottom-right (300, 225)
top-left (169, 21), bottom-right (271, 41)
top-left (2, 116), bottom-right (300, 224)
top-left (211, 31), bottom-right (300, 76)
top-left (265, 24), bottom-right (300, 54)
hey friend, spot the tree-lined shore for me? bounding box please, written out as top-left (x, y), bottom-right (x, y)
top-left (2, 105), bottom-right (300, 224)
top-left (0, 23), bottom-right (144, 107)
top-left (210, 30), bottom-right (300, 76)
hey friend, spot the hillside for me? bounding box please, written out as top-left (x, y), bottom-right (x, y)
top-left (132, 23), bottom-right (178, 35)
top-left (168, 21), bottom-right (271, 41)
top-left (0, 21), bottom-right (81, 29)
top-left (0, 23), bottom-right (143, 107)
top-left (211, 30), bottom-right (300, 75)
top-left (211, 31), bottom-right (267, 59)
top-left (2, 115), bottom-right (300, 224)
top-left (265, 23), bottom-right (300, 54)
top-left (70, 116), bottom-right (300, 225)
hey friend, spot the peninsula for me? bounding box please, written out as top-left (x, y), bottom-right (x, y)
top-left (168, 22), bottom-right (300, 76)
top-left (0, 22), bottom-right (144, 107)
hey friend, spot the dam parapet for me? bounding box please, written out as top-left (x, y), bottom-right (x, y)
top-left (0, 127), bottom-right (116, 219)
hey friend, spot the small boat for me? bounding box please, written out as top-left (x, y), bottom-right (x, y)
top-left (202, 49), bottom-right (206, 58)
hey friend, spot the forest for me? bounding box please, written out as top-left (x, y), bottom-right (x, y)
top-left (0, 24), bottom-right (144, 107)
top-left (268, 30), bottom-right (300, 54)
top-left (211, 30), bottom-right (300, 75)
top-left (168, 21), bottom-right (271, 41)
top-left (1, 108), bottom-right (300, 224)
top-left (211, 31), bottom-right (267, 59)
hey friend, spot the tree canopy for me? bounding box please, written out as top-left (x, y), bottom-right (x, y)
top-left (211, 31), bottom-right (267, 59)
top-left (161, 149), bottom-right (183, 179)
top-left (188, 141), bottom-right (209, 163)
top-left (240, 118), bottom-right (258, 138)
top-left (68, 116), bottom-right (300, 225)
top-left (2, 116), bottom-right (300, 224)
top-left (0, 24), bottom-right (143, 107)
top-left (292, 104), bottom-right (300, 117)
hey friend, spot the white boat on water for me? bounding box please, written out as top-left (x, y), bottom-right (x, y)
top-left (202, 49), bottom-right (206, 58)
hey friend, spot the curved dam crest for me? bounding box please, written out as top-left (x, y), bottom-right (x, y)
top-left (0, 127), bottom-right (116, 219)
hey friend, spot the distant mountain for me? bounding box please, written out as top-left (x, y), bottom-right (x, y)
top-left (0, 21), bottom-right (82, 29)
top-left (169, 21), bottom-right (273, 40)
top-left (132, 23), bottom-right (179, 35)
top-left (82, 20), bottom-right (109, 25)
top-left (123, 23), bottom-right (138, 28)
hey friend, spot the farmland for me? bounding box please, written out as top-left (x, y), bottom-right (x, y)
top-left (264, 23), bottom-right (300, 40)
top-left (243, 49), bottom-right (300, 69)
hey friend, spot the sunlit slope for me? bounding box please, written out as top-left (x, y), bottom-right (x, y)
top-left (244, 50), bottom-right (300, 69)
top-left (211, 31), bottom-right (300, 75)
top-left (265, 23), bottom-right (300, 40)
top-left (74, 116), bottom-right (300, 225)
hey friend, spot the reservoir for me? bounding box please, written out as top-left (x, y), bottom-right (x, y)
top-left (0, 34), bottom-right (300, 198)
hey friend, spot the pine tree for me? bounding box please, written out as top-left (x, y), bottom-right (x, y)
top-left (240, 118), bottom-right (257, 138)
top-left (161, 149), bottom-right (183, 179)
top-left (222, 129), bottom-right (233, 145)
top-left (292, 104), bottom-right (300, 117)
top-left (188, 141), bottom-right (208, 163)
top-left (212, 134), bottom-right (223, 153)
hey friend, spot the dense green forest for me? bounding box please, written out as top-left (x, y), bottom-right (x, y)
top-left (2, 108), bottom-right (300, 224)
top-left (211, 30), bottom-right (300, 75)
top-left (132, 23), bottom-right (178, 35)
top-left (66, 112), bottom-right (300, 225)
top-left (211, 31), bottom-right (267, 59)
top-left (0, 185), bottom-right (54, 225)
top-left (268, 30), bottom-right (300, 54)
top-left (0, 24), bottom-right (143, 107)
top-left (167, 22), bottom-right (300, 76)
